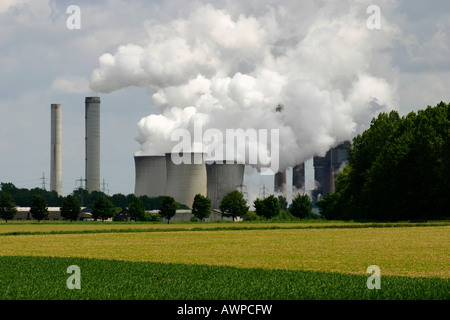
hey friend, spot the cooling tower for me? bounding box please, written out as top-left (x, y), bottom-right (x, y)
top-left (164, 152), bottom-right (207, 207)
top-left (50, 104), bottom-right (62, 195)
top-left (85, 97), bottom-right (101, 192)
top-left (134, 155), bottom-right (167, 197)
top-left (206, 161), bottom-right (245, 209)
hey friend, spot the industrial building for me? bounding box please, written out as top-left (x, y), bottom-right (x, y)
top-left (273, 142), bottom-right (350, 202)
top-left (313, 141), bottom-right (351, 200)
top-left (13, 207), bottom-right (92, 221)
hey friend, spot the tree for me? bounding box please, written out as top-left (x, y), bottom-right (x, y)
top-left (289, 194), bottom-right (312, 219)
top-left (220, 190), bottom-right (249, 222)
top-left (159, 196), bottom-right (178, 224)
top-left (92, 197), bottom-right (117, 221)
top-left (0, 193), bottom-right (17, 223)
top-left (128, 196), bottom-right (146, 221)
top-left (330, 101), bottom-right (450, 221)
top-left (60, 195), bottom-right (81, 222)
top-left (278, 195), bottom-right (288, 211)
top-left (316, 193), bottom-right (342, 220)
top-left (253, 195), bottom-right (281, 220)
top-left (30, 195), bottom-right (49, 222)
top-left (192, 194), bottom-right (211, 222)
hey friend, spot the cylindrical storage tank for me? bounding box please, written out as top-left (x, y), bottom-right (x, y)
top-left (50, 104), bottom-right (62, 195)
top-left (164, 152), bottom-right (207, 207)
top-left (206, 161), bottom-right (245, 209)
top-left (134, 155), bottom-right (167, 197)
top-left (85, 97), bottom-right (101, 192)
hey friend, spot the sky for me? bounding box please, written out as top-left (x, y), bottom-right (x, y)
top-left (0, 0), bottom-right (449, 199)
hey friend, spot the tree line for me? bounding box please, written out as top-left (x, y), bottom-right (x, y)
top-left (317, 101), bottom-right (450, 221)
top-left (158, 191), bottom-right (316, 224)
top-left (0, 183), bottom-right (188, 211)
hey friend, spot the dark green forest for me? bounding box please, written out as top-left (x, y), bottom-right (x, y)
top-left (0, 183), bottom-right (173, 211)
top-left (318, 101), bottom-right (450, 220)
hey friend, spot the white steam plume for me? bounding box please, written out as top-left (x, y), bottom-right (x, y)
top-left (90, 1), bottom-right (400, 171)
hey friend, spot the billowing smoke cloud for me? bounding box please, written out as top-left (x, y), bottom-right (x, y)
top-left (90, 1), bottom-right (399, 171)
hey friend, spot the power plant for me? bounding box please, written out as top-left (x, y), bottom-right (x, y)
top-left (50, 104), bottom-right (62, 195)
top-left (134, 155), bottom-right (167, 197)
top-left (46, 96), bottom-right (349, 214)
top-left (85, 97), bottom-right (101, 192)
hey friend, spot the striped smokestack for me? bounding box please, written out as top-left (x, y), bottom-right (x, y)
top-left (50, 104), bottom-right (62, 195)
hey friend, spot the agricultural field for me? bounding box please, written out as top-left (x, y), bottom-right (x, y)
top-left (0, 220), bottom-right (448, 300)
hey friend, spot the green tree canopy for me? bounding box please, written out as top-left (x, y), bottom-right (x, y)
top-left (254, 195), bottom-right (280, 220)
top-left (278, 196), bottom-right (288, 211)
top-left (289, 194), bottom-right (313, 219)
top-left (159, 196), bottom-right (178, 224)
top-left (60, 195), bottom-right (81, 222)
top-left (220, 190), bottom-right (249, 222)
top-left (128, 196), bottom-right (146, 221)
top-left (30, 195), bottom-right (49, 222)
top-left (325, 101), bottom-right (450, 220)
top-left (0, 193), bottom-right (17, 223)
top-left (92, 197), bottom-right (117, 221)
top-left (192, 194), bottom-right (212, 222)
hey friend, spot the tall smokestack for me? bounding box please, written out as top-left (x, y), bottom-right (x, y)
top-left (85, 97), bottom-right (101, 192)
top-left (50, 104), bottom-right (62, 195)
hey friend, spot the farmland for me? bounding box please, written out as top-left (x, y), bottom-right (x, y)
top-left (0, 220), bottom-right (448, 300)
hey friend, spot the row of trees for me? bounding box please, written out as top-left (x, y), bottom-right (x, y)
top-left (0, 183), bottom-right (186, 211)
top-left (158, 191), bottom-right (316, 224)
top-left (317, 101), bottom-right (450, 221)
top-left (1, 185), bottom-right (316, 224)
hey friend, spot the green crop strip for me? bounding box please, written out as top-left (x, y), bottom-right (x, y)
top-left (0, 256), bottom-right (448, 300)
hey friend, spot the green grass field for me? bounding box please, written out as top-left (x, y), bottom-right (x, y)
top-left (0, 220), bottom-right (448, 300)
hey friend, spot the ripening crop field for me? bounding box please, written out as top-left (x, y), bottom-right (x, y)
top-left (0, 221), bottom-right (448, 300)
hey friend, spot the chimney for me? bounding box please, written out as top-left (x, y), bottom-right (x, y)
top-left (85, 97), bottom-right (101, 192)
top-left (50, 104), bottom-right (62, 195)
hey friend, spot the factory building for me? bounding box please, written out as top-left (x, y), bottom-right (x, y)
top-left (274, 170), bottom-right (287, 194)
top-left (313, 141), bottom-right (350, 200)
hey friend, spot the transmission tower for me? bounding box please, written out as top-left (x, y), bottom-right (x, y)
top-left (40, 173), bottom-right (47, 190)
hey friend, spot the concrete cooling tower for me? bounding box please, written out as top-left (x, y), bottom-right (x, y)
top-left (134, 155), bottom-right (166, 197)
top-left (206, 161), bottom-right (245, 209)
top-left (164, 152), bottom-right (207, 207)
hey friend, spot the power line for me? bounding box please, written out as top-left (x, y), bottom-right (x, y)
top-left (101, 179), bottom-right (110, 195)
top-left (40, 173), bottom-right (47, 190)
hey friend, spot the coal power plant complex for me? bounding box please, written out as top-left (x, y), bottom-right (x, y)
top-left (134, 154), bottom-right (245, 210)
top-left (48, 95), bottom-right (350, 220)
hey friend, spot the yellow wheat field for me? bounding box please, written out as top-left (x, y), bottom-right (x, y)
top-left (0, 226), bottom-right (448, 278)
